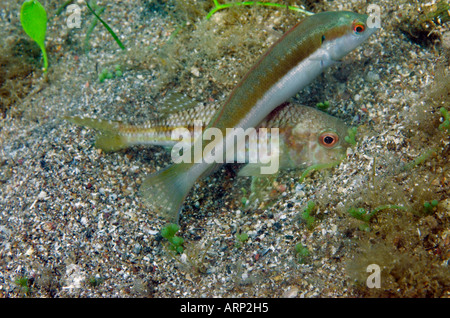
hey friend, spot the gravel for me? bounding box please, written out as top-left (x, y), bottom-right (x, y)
top-left (0, 0), bottom-right (448, 298)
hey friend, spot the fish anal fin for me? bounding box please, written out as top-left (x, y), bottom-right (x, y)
top-left (95, 134), bottom-right (128, 152)
top-left (140, 163), bottom-right (195, 223)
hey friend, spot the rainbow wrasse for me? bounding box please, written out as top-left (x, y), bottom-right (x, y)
top-left (68, 11), bottom-right (377, 222)
top-left (67, 100), bottom-right (350, 175)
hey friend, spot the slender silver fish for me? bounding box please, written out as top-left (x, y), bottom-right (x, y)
top-left (68, 11), bottom-right (377, 222)
top-left (67, 99), bottom-right (351, 216)
top-left (142, 11), bottom-right (376, 221)
top-left (67, 100), bottom-right (350, 172)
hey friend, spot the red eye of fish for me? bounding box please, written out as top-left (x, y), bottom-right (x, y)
top-left (319, 132), bottom-right (339, 148)
top-left (353, 22), bottom-right (365, 34)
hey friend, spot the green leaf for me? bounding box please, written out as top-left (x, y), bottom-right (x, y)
top-left (20, 0), bottom-right (48, 72)
top-left (20, 0), bottom-right (47, 45)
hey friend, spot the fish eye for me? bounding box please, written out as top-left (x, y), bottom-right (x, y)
top-left (319, 132), bottom-right (339, 148)
top-left (353, 22), bottom-right (365, 34)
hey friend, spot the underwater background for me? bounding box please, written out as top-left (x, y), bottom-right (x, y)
top-left (0, 0), bottom-right (449, 297)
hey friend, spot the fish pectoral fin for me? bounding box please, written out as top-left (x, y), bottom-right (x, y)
top-left (309, 55), bottom-right (341, 68)
top-left (140, 163), bottom-right (194, 223)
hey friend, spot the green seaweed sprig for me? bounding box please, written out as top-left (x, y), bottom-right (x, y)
top-left (20, 0), bottom-right (48, 73)
top-left (85, 0), bottom-right (126, 50)
top-left (401, 108), bottom-right (449, 171)
top-left (294, 243), bottom-right (310, 264)
top-left (15, 276), bottom-right (31, 295)
top-left (345, 127), bottom-right (358, 146)
top-left (439, 107), bottom-right (450, 133)
top-left (84, 2), bottom-right (106, 54)
top-left (298, 160), bottom-right (342, 183)
top-left (55, 0), bottom-right (75, 16)
top-left (348, 204), bottom-right (407, 223)
top-left (205, 0), bottom-right (313, 19)
top-left (300, 200), bottom-right (316, 229)
top-left (348, 204), bottom-right (407, 231)
top-left (161, 223), bottom-right (184, 254)
top-left (316, 101), bottom-right (330, 111)
top-left (423, 200), bottom-right (439, 214)
top-left (98, 65), bottom-right (123, 82)
top-left (403, 148), bottom-right (437, 171)
top-left (88, 275), bottom-right (104, 287)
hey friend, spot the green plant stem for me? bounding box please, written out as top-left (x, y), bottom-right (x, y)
top-left (439, 107), bottom-right (450, 132)
top-left (298, 160), bottom-right (342, 183)
top-left (206, 1), bottom-right (313, 19)
top-left (403, 148), bottom-right (436, 171)
top-left (85, 6), bottom-right (106, 54)
top-left (55, 0), bottom-right (74, 16)
top-left (369, 204), bottom-right (407, 217)
top-left (350, 204), bottom-right (407, 223)
top-left (85, 0), bottom-right (125, 50)
top-left (167, 21), bottom-right (187, 44)
top-left (40, 43), bottom-right (48, 72)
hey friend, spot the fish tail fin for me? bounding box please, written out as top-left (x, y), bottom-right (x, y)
top-left (64, 116), bottom-right (129, 152)
top-left (140, 163), bottom-right (195, 222)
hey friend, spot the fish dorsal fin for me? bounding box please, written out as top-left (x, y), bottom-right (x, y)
top-left (156, 92), bottom-right (220, 128)
top-left (64, 116), bottom-right (121, 133)
top-left (158, 92), bottom-right (204, 116)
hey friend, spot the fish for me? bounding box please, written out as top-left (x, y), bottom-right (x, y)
top-left (68, 11), bottom-right (377, 222)
top-left (66, 100), bottom-right (350, 169)
top-left (67, 98), bottom-right (350, 210)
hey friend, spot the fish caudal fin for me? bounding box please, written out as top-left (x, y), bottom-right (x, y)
top-left (140, 163), bottom-right (195, 223)
top-left (65, 116), bottom-right (129, 152)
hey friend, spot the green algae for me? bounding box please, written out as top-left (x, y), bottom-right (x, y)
top-left (205, 0), bottom-right (313, 19)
